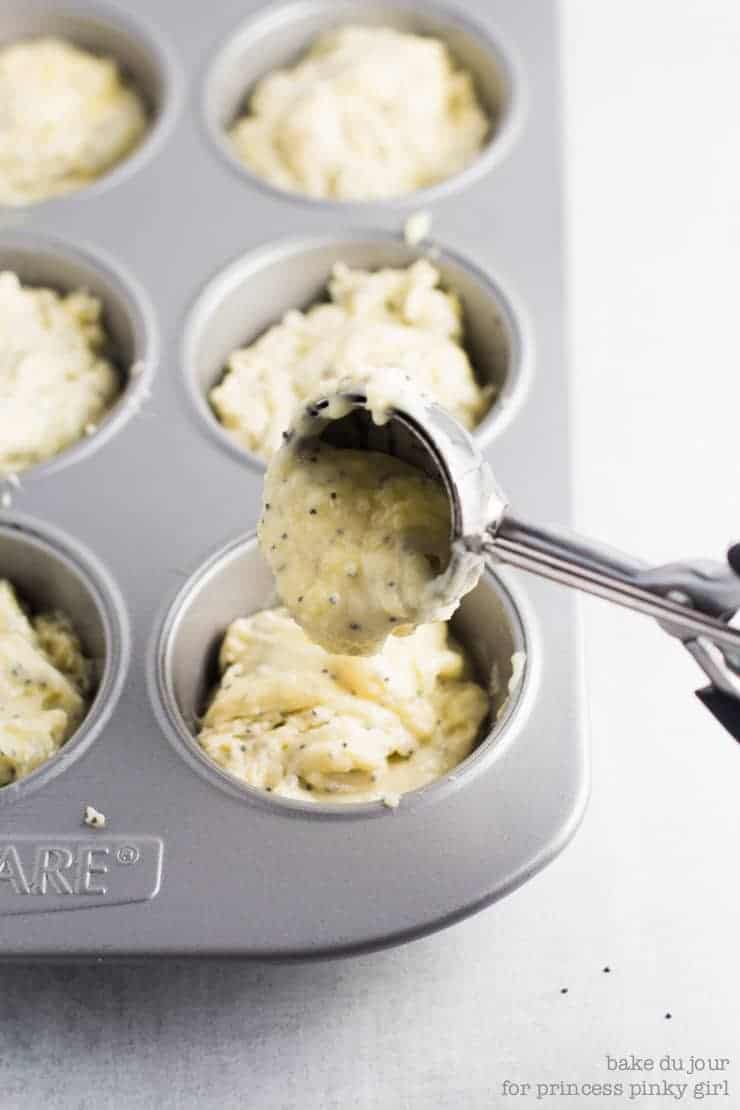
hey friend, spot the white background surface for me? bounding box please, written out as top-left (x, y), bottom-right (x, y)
top-left (1, 2), bottom-right (739, 1107)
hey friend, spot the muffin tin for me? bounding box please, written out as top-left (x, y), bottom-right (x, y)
top-left (0, 0), bottom-right (586, 958)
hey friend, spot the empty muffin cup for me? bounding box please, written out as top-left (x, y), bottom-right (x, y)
top-left (203, 0), bottom-right (523, 205)
top-left (152, 532), bottom-right (530, 812)
top-left (0, 515), bottom-right (130, 803)
top-left (183, 232), bottom-right (529, 472)
top-left (0, 231), bottom-right (157, 481)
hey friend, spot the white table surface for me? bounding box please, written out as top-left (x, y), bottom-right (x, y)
top-left (1, 2), bottom-right (739, 1107)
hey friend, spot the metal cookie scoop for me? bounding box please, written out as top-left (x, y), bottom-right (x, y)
top-left (295, 386), bottom-right (740, 739)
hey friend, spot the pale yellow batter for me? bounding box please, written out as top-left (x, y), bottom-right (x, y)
top-left (209, 259), bottom-right (493, 461)
top-left (197, 607), bottom-right (488, 805)
top-left (0, 580), bottom-right (92, 785)
top-left (228, 25), bottom-right (488, 200)
top-left (259, 437), bottom-right (458, 656)
top-left (0, 272), bottom-right (121, 475)
top-left (0, 37), bottom-right (148, 206)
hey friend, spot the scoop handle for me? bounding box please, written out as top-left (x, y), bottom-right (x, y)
top-left (483, 512), bottom-right (740, 654)
top-left (482, 514), bottom-right (740, 736)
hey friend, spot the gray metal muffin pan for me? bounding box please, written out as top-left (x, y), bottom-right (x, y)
top-left (0, 0), bottom-right (586, 959)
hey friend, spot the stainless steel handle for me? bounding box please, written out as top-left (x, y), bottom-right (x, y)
top-left (483, 511), bottom-right (740, 655)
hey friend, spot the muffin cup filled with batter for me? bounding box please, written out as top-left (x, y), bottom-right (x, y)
top-left (0, 232), bottom-right (157, 480)
top-left (153, 532), bottom-right (529, 812)
top-left (0, 516), bottom-right (129, 802)
top-left (184, 233), bottom-right (528, 472)
top-left (204, 0), bottom-right (522, 205)
top-left (0, 4), bottom-right (179, 205)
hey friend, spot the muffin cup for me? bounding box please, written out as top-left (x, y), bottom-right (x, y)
top-left (203, 0), bottom-right (524, 207)
top-left (152, 531), bottom-right (531, 814)
top-left (0, 0), bottom-right (181, 206)
top-left (0, 231), bottom-right (158, 481)
top-left (183, 231), bottom-right (530, 473)
top-left (0, 514), bottom-right (130, 804)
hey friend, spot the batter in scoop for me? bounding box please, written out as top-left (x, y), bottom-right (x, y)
top-left (258, 427), bottom-right (481, 656)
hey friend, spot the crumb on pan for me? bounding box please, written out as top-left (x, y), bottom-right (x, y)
top-left (404, 211), bottom-right (432, 246)
top-left (83, 804), bottom-right (106, 829)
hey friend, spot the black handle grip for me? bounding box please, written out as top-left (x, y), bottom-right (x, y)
top-left (696, 685), bottom-right (740, 743)
top-left (728, 544), bottom-right (740, 577)
top-left (694, 548), bottom-right (740, 738)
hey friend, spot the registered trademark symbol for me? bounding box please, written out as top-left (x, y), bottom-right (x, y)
top-left (116, 845), bottom-right (140, 865)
